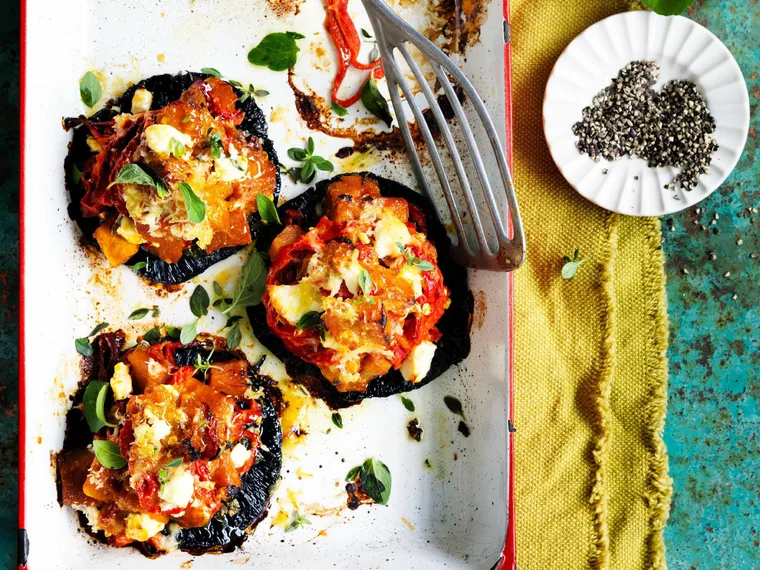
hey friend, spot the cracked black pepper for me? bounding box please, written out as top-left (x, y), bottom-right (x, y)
top-left (572, 60), bottom-right (718, 191)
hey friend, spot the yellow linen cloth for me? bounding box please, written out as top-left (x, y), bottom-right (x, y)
top-left (511, 2), bottom-right (672, 569)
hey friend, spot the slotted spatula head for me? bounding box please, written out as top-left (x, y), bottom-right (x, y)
top-left (360, 0), bottom-right (525, 272)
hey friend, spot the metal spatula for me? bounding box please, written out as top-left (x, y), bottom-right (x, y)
top-left (361, 0), bottom-right (525, 271)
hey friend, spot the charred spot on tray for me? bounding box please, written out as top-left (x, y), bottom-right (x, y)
top-left (407, 418), bottom-right (423, 442)
top-left (63, 71), bottom-right (281, 285)
top-left (457, 421), bottom-right (470, 437)
top-left (248, 172), bottom-right (473, 409)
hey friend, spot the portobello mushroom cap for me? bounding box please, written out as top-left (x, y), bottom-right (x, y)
top-left (57, 332), bottom-right (282, 556)
top-left (248, 172), bottom-right (473, 408)
top-left (64, 71), bottom-right (281, 284)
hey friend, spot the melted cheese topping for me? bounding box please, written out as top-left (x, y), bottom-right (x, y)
top-left (400, 340), bottom-right (437, 383)
top-left (269, 282), bottom-right (323, 325)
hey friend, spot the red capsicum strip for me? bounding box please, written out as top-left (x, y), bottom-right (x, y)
top-left (325, 0), bottom-right (385, 108)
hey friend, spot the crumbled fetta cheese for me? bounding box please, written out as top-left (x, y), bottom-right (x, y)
top-left (115, 216), bottom-right (146, 245)
top-left (229, 443), bottom-right (252, 469)
top-left (334, 249), bottom-right (363, 295)
top-left (147, 358), bottom-right (165, 377)
top-left (125, 512), bottom-right (166, 541)
top-left (269, 282), bottom-right (323, 325)
top-left (110, 362), bottom-right (133, 400)
top-left (398, 264), bottom-right (423, 299)
top-left (373, 215), bottom-right (411, 258)
top-left (131, 88), bottom-right (153, 114)
top-left (132, 412), bottom-right (171, 456)
top-left (80, 506), bottom-right (107, 535)
top-left (158, 468), bottom-right (194, 510)
top-left (144, 124), bottom-right (193, 156)
top-left (400, 341), bottom-right (437, 384)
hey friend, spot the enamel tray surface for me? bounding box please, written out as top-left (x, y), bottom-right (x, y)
top-left (21, 1), bottom-right (513, 568)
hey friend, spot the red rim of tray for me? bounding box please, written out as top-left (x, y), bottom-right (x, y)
top-left (16, 2), bottom-right (516, 567)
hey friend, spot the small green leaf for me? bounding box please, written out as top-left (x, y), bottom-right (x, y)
top-left (88, 322), bottom-right (109, 337)
top-left (166, 326), bottom-right (181, 339)
top-left (358, 268), bottom-right (373, 297)
top-left (359, 457), bottom-right (392, 505)
top-left (346, 465), bottom-right (361, 482)
top-left (206, 131), bottom-right (223, 159)
top-left (108, 163), bottom-right (156, 189)
top-left (75, 338), bottom-right (93, 357)
top-left (127, 261), bottom-right (147, 271)
top-left (311, 156), bottom-right (334, 172)
top-left (331, 102), bottom-right (349, 117)
top-left (256, 194), bottom-right (281, 224)
top-left (561, 249), bottom-right (585, 280)
top-left (155, 177), bottom-right (169, 198)
top-left (361, 75), bottom-right (393, 127)
top-left (80, 71), bottom-right (102, 108)
top-left (444, 396), bottom-right (465, 420)
top-left (189, 285), bottom-right (210, 317)
top-left (307, 137), bottom-right (315, 155)
top-left (92, 440), bottom-right (127, 469)
top-left (178, 182), bottom-right (206, 223)
top-left (360, 28), bottom-right (373, 39)
top-left (71, 164), bottom-right (83, 184)
top-left (213, 281), bottom-right (225, 297)
top-left (84, 381), bottom-right (114, 432)
top-left (227, 250), bottom-right (267, 311)
top-left (164, 458), bottom-right (183, 468)
top-left (285, 512), bottom-right (312, 532)
top-left (331, 412), bottom-right (343, 429)
top-left (128, 308), bottom-right (150, 320)
top-left (287, 148), bottom-right (307, 161)
top-left (226, 320), bottom-right (242, 350)
top-left (201, 67), bottom-right (222, 77)
top-left (142, 327), bottom-right (161, 343)
top-left (409, 257), bottom-right (434, 271)
top-left (181, 115), bottom-right (192, 123)
top-left (169, 137), bottom-right (186, 158)
top-left (248, 32), bottom-right (305, 72)
top-left (400, 396), bottom-right (415, 412)
top-left (296, 311), bottom-right (323, 331)
top-left (180, 321), bottom-right (198, 344)
top-left (640, 0), bottom-right (694, 15)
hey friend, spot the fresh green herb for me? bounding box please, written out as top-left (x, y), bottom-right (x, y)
top-left (444, 395), bottom-right (465, 420)
top-left (169, 137), bottom-right (186, 158)
top-left (236, 83), bottom-right (270, 103)
top-left (127, 261), bottom-right (147, 271)
top-left (158, 458), bottom-right (183, 487)
top-left (92, 440), bottom-right (127, 469)
top-left (180, 322), bottom-right (198, 345)
top-left (206, 131), bottom-right (224, 159)
top-left (358, 268), bottom-right (373, 297)
top-left (166, 326), bottom-right (182, 339)
top-left (424, 458), bottom-right (432, 469)
top-left (220, 249), bottom-right (267, 314)
top-left (75, 338), bottom-right (93, 356)
top-left (285, 512), bottom-right (312, 532)
top-left (83, 381), bottom-right (115, 432)
top-left (331, 412), bottom-right (343, 429)
top-left (151, 307), bottom-right (160, 318)
top-left (128, 308), bottom-right (151, 320)
top-left (164, 458), bottom-right (183, 468)
top-left (346, 458), bottom-right (392, 505)
top-left (71, 164), bottom-right (83, 184)
top-left (225, 318), bottom-right (243, 350)
top-left (397, 242), bottom-right (434, 271)
top-left (155, 177), bottom-right (170, 198)
top-left (286, 137), bottom-right (335, 184)
top-left (640, 0), bottom-right (694, 15)
top-left (75, 322), bottom-right (109, 357)
top-left (107, 163), bottom-right (155, 188)
top-left (79, 71), bottom-right (102, 108)
top-left (142, 327), bottom-right (161, 343)
top-left (194, 350), bottom-right (220, 379)
top-left (248, 31), bottom-right (306, 72)
top-left (400, 396), bottom-right (415, 412)
top-left (256, 194), bottom-right (281, 224)
top-left (561, 248), bottom-right (584, 280)
top-left (345, 465), bottom-right (361, 482)
top-left (178, 182), bottom-right (206, 223)
top-left (296, 311), bottom-right (326, 339)
top-left (201, 67), bottom-right (222, 77)
top-left (189, 285), bottom-right (210, 318)
top-left (213, 281), bottom-right (225, 297)
top-left (360, 28), bottom-right (373, 39)
top-left (181, 115), bottom-right (192, 123)
top-left (361, 75), bottom-right (392, 127)
top-left (331, 102), bottom-right (348, 117)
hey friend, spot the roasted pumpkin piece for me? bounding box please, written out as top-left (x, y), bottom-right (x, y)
top-left (93, 224), bottom-right (140, 267)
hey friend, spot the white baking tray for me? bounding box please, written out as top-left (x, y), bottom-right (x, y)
top-left (20, 0), bottom-right (514, 567)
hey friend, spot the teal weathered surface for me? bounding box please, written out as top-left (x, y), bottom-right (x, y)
top-left (0, 1), bottom-right (757, 568)
top-left (662, 2), bottom-right (760, 569)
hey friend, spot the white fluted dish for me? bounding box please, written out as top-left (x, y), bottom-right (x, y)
top-left (543, 11), bottom-right (749, 217)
